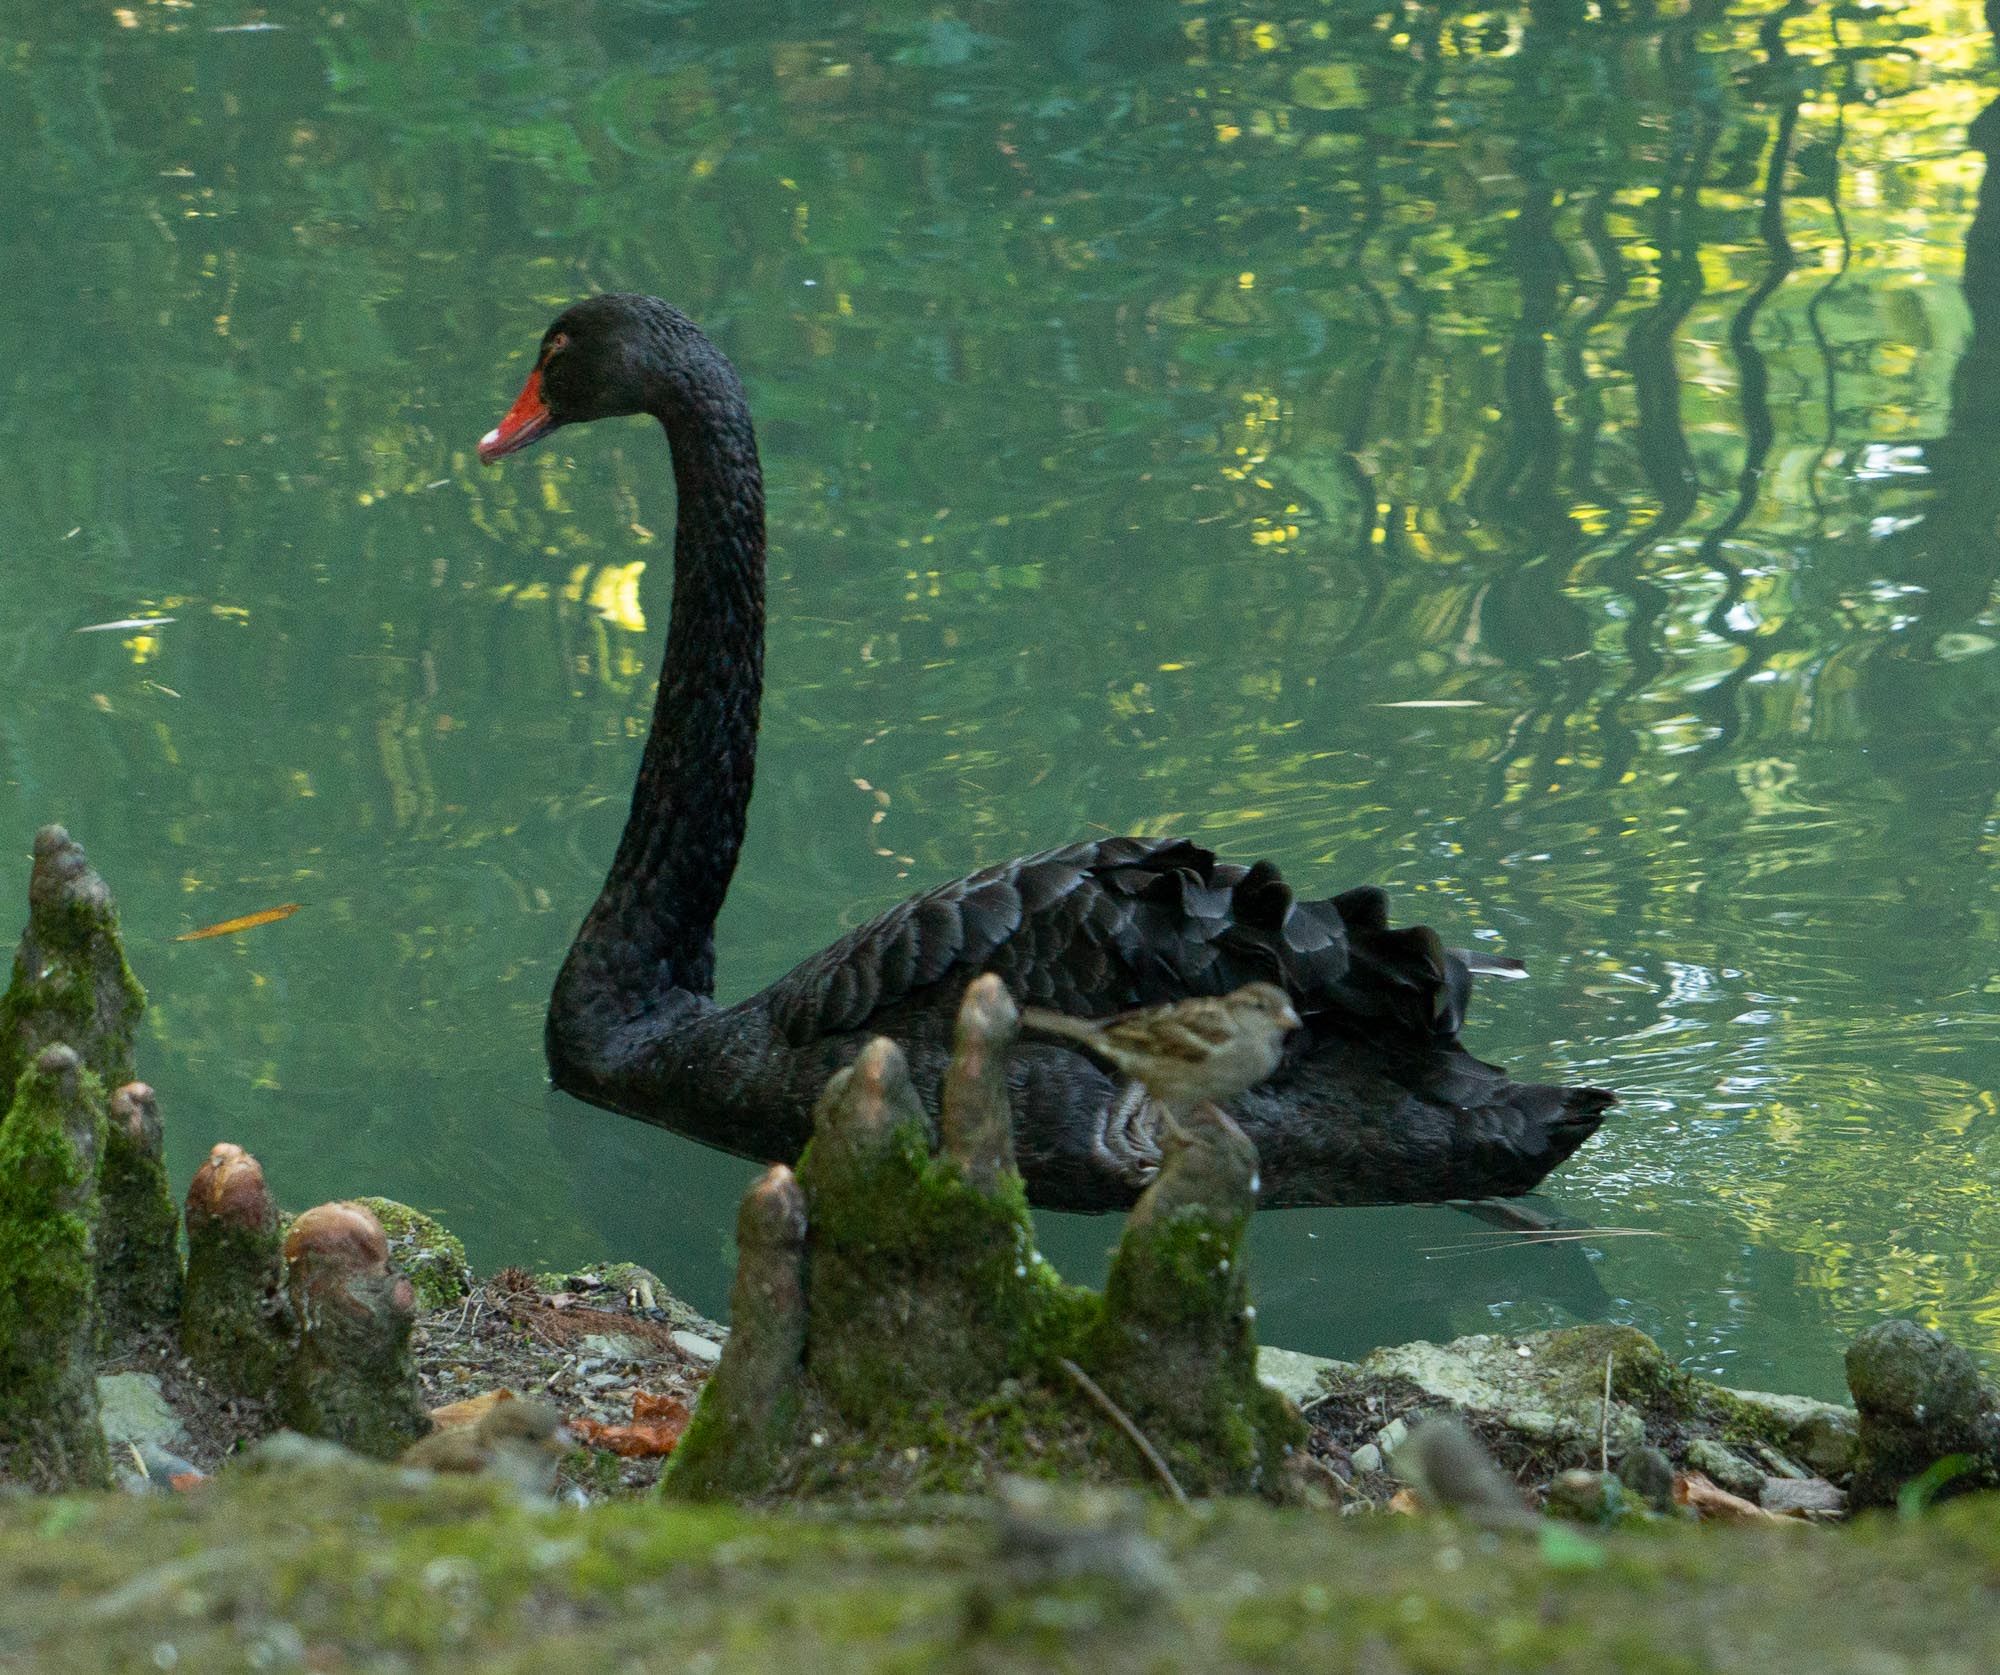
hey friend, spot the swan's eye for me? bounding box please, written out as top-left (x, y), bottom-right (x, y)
top-left (544, 331), bottom-right (570, 360)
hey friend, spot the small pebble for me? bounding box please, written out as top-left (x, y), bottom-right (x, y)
top-left (1350, 1444), bottom-right (1383, 1475)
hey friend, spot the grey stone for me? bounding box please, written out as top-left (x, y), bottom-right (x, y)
top-left (1359, 1325), bottom-right (1660, 1460)
top-left (578, 1332), bottom-right (654, 1363)
top-left (1718, 1388), bottom-right (1859, 1478)
top-left (1348, 1443), bottom-right (1382, 1476)
top-left (672, 1331), bottom-right (724, 1365)
top-left (1257, 1345), bottom-right (1341, 1408)
top-left (111, 1438), bottom-right (202, 1495)
top-left (1761, 1477), bottom-right (1846, 1517)
top-left (1686, 1437), bottom-right (1763, 1499)
top-left (96, 1372), bottom-right (186, 1455)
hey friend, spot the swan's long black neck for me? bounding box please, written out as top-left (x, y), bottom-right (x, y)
top-left (549, 335), bottom-right (765, 1059)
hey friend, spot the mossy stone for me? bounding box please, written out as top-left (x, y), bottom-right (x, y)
top-left (352, 1197), bottom-right (472, 1311)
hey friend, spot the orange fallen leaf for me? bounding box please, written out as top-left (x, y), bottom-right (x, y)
top-left (169, 1473), bottom-right (205, 1492)
top-left (632, 1391), bottom-right (688, 1423)
top-left (176, 903), bottom-right (304, 942)
top-left (570, 1414), bottom-right (688, 1458)
top-left (1673, 1471), bottom-right (1783, 1524)
top-left (1386, 1488), bottom-right (1421, 1516)
top-left (429, 1389), bottom-right (518, 1432)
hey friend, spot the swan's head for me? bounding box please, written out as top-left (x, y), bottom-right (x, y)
top-left (478, 294), bottom-right (697, 464)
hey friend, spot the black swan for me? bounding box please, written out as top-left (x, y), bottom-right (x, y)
top-left (478, 294), bottom-right (1613, 1211)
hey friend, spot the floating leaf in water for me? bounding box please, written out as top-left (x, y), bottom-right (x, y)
top-left (1368, 700), bottom-right (1485, 709)
top-left (175, 903), bottom-right (303, 942)
top-left (75, 617), bottom-right (175, 634)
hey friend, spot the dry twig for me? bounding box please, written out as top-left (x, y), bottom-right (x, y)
top-left (1056, 1357), bottom-right (1188, 1507)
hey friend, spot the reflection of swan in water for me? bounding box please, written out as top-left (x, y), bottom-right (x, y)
top-left (482, 293), bottom-right (1612, 1212)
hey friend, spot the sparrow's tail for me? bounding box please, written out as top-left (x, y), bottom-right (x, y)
top-left (1017, 1006), bottom-right (1109, 1051)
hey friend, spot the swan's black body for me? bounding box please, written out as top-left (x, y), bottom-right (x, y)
top-left (485, 294), bottom-right (1612, 1211)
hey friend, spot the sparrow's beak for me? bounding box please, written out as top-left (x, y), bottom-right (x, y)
top-left (1279, 1002), bottom-right (1303, 1032)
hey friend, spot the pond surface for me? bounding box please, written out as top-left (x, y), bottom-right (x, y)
top-left (7, 1), bottom-right (2000, 1399)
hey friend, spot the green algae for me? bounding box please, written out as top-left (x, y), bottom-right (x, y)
top-left (0, 1045), bottom-right (110, 1489)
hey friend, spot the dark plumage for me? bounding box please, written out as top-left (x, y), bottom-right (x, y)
top-left (480, 294), bottom-right (1613, 1212)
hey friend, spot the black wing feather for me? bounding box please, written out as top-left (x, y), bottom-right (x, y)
top-left (767, 834), bottom-right (1475, 1050)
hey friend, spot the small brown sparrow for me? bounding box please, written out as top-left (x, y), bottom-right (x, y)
top-left (1019, 982), bottom-right (1303, 1119)
top-left (403, 1399), bottom-right (573, 1496)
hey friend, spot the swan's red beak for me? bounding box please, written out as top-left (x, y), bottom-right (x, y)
top-left (478, 369), bottom-right (552, 463)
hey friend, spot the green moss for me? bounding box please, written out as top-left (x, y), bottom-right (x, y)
top-left (12, 1455), bottom-right (2000, 1671)
top-left (1084, 1205), bottom-right (1304, 1495)
top-left (677, 1062), bottom-right (1298, 1505)
top-left (1693, 1382), bottom-right (1860, 1474)
top-left (354, 1196), bottom-right (472, 1311)
top-left (94, 1087), bottom-right (182, 1346)
top-left (0, 1048), bottom-right (110, 1489)
top-left (179, 1198), bottom-right (293, 1400)
top-left (798, 1119), bottom-right (1098, 1420)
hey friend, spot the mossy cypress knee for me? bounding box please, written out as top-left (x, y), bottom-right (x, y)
top-left (1846, 1319), bottom-right (2000, 1509)
top-left (0, 828), bottom-right (144, 1109)
top-left (278, 1202), bottom-right (431, 1458)
top-left (940, 974), bottom-right (1018, 1189)
top-left (665, 982), bottom-right (1304, 1503)
top-left (1086, 1103), bottom-right (1301, 1495)
top-left (665, 1165), bottom-right (809, 1500)
top-left (798, 1035), bottom-right (1059, 1418)
top-left (179, 1143), bottom-right (294, 1399)
top-left (96, 1083), bottom-right (182, 1347)
top-left (0, 1044), bottom-right (111, 1489)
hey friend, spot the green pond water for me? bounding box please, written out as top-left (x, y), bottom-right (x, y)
top-left (7, 1), bottom-right (2000, 1401)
